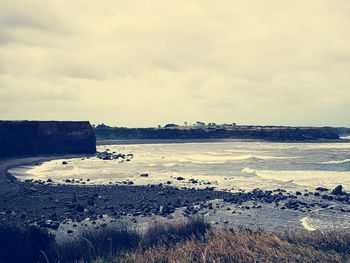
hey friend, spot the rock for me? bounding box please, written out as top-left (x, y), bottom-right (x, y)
top-left (295, 191), bottom-right (302, 196)
top-left (322, 195), bottom-right (334, 201)
top-left (49, 213), bottom-right (58, 221)
top-left (47, 221), bottom-right (60, 230)
top-left (176, 177), bottom-right (185, 181)
top-left (75, 204), bottom-right (85, 213)
top-left (96, 151), bottom-right (131, 161)
top-left (62, 161), bottom-right (68, 165)
top-left (28, 187), bottom-right (38, 192)
top-left (140, 173), bottom-right (149, 177)
top-left (316, 187), bottom-right (328, 192)
top-left (96, 151), bottom-right (112, 160)
top-left (331, 185), bottom-right (344, 195)
top-left (19, 212), bottom-right (27, 219)
top-left (189, 179), bottom-right (198, 184)
top-left (47, 178), bottom-right (53, 183)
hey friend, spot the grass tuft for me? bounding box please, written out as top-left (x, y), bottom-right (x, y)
top-left (52, 225), bottom-right (140, 263)
top-left (141, 217), bottom-right (210, 248)
top-left (1, 218), bottom-right (350, 263)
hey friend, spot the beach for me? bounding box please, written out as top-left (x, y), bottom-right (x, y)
top-left (1, 140), bottom-right (350, 236)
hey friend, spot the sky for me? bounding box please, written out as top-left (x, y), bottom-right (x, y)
top-left (0, 0), bottom-right (350, 127)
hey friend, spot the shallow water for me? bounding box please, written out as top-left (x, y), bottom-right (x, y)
top-left (11, 141), bottom-right (350, 192)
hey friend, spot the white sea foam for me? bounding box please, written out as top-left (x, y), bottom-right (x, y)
top-left (181, 154), bottom-right (293, 164)
top-left (241, 167), bottom-right (257, 175)
top-left (255, 169), bottom-right (350, 189)
top-left (300, 217), bottom-right (316, 231)
top-left (321, 159), bottom-right (350, 164)
top-left (9, 140), bottom-right (350, 192)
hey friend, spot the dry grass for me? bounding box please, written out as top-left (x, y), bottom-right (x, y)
top-left (115, 229), bottom-right (350, 263)
top-left (2, 219), bottom-right (350, 263)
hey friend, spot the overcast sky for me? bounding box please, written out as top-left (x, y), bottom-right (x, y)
top-left (0, 1), bottom-right (349, 127)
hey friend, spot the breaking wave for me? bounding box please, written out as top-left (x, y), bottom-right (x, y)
top-left (320, 159), bottom-right (350, 165)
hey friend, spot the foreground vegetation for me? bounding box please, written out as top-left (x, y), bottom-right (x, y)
top-left (118, 228), bottom-right (350, 263)
top-left (0, 218), bottom-right (350, 263)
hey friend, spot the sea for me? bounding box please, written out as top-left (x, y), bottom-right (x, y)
top-left (10, 140), bottom-right (350, 192)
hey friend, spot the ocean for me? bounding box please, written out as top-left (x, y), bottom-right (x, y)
top-left (11, 140), bottom-right (350, 192)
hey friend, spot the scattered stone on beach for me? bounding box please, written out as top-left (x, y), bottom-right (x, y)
top-left (47, 221), bottom-right (60, 230)
top-left (28, 187), bottom-right (38, 193)
top-left (176, 177), bottom-right (185, 181)
top-left (140, 173), bottom-right (149, 177)
top-left (189, 179), bottom-right (198, 184)
top-left (19, 212), bottom-right (27, 219)
top-left (316, 187), bottom-right (328, 192)
top-left (331, 185), bottom-right (344, 195)
top-left (47, 178), bottom-right (53, 183)
top-left (96, 151), bottom-right (133, 161)
top-left (75, 204), bottom-right (85, 213)
top-left (62, 161), bottom-right (68, 165)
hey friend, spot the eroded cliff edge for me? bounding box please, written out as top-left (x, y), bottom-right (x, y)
top-left (0, 121), bottom-right (96, 158)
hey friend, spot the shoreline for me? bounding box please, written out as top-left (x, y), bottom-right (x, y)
top-left (97, 138), bottom-right (350, 145)
top-left (0, 155), bottom-right (87, 193)
top-left (1, 155), bottom-right (350, 234)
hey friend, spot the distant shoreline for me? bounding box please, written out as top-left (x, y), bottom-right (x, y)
top-left (96, 138), bottom-right (350, 146)
top-left (97, 138), bottom-right (260, 145)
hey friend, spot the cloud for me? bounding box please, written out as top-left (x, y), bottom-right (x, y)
top-left (0, 0), bottom-right (350, 126)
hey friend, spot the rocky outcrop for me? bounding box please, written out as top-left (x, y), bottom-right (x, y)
top-left (0, 121), bottom-right (96, 158)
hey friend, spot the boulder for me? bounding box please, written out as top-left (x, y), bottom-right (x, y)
top-left (331, 185), bottom-right (344, 195)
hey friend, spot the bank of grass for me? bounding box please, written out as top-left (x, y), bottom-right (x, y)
top-left (118, 229), bottom-right (350, 263)
top-left (0, 218), bottom-right (350, 263)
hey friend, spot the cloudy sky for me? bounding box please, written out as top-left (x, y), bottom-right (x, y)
top-left (0, 1), bottom-right (349, 127)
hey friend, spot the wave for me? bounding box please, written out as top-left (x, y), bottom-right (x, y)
top-left (320, 159), bottom-right (350, 164)
top-left (240, 167), bottom-right (257, 176)
top-left (250, 169), bottom-right (350, 189)
top-left (300, 217), bottom-right (316, 231)
top-left (162, 163), bottom-right (178, 167)
top-left (181, 154), bottom-right (293, 164)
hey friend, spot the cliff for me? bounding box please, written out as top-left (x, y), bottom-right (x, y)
top-left (94, 126), bottom-right (340, 141)
top-left (0, 121), bottom-right (96, 158)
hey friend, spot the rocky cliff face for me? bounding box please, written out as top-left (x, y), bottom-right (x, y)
top-left (0, 121), bottom-right (96, 158)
